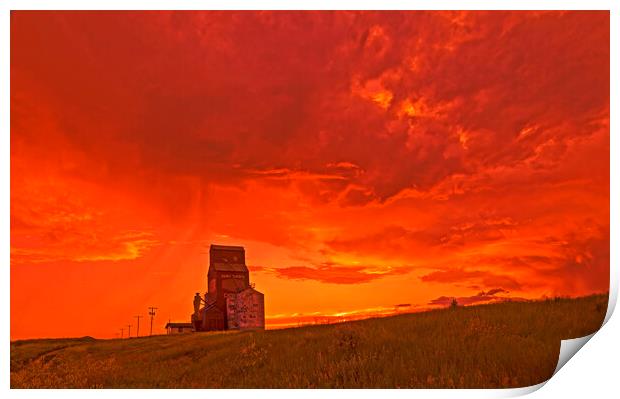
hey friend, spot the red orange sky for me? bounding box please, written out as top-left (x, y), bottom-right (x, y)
top-left (10, 11), bottom-right (609, 339)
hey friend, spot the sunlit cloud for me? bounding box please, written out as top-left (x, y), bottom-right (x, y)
top-left (251, 262), bottom-right (415, 284)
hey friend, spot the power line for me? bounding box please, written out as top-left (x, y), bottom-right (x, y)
top-left (127, 324), bottom-right (132, 338)
top-left (134, 315), bottom-right (142, 337)
top-left (148, 307), bottom-right (158, 336)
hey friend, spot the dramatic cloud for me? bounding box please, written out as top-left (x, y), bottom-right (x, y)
top-left (251, 263), bottom-right (414, 284)
top-left (327, 216), bottom-right (518, 258)
top-left (10, 164), bottom-right (160, 264)
top-left (420, 270), bottom-right (523, 291)
top-left (11, 12), bottom-right (609, 205)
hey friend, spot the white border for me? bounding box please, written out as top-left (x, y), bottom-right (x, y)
top-left (0, 0), bottom-right (616, 11)
top-left (2, 1), bottom-right (617, 398)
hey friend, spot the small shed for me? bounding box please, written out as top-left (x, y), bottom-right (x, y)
top-left (165, 322), bottom-right (194, 335)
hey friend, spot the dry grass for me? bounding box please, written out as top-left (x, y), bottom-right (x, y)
top-left (11, 294), bottom-right (608, 388)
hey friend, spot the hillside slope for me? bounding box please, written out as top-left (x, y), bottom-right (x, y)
top-left (11, 294), bottom-right (607, 388)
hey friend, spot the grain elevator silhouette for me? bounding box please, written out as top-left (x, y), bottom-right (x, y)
top-left (191, 244), bottom-right (265, 331)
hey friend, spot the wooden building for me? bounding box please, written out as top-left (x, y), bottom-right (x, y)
top-left (165, 322), bottom-right (194, 335)
top-left (193, 244), bottom-right (265, 332)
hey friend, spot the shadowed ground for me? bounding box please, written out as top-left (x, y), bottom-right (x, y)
top-left (11, 294), bottom-right (607, 388)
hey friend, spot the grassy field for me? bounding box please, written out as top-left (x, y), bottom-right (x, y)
top-left (11, 294), bottom-right (607, 389)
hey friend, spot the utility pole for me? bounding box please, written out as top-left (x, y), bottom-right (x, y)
top-left (148, 307), bottom-right (158, 336)
top-left (127, 324), bottom-right (132, 338)
top-left (134, 315), bottom-right (142, 337)
top-left (120, 328), bottom-right (124, 339)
